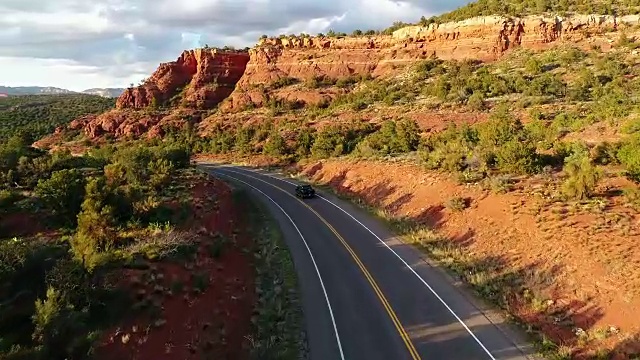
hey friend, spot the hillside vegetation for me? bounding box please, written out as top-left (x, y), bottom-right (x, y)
top-left (0, 95), bottom-right (115, 142)
top-left (435, 0), bottom-right (640, 22)
top-left (33, 1), bottom-right (640, 357)
top-left (191, 44), bottom-right (640, 189)
top-left (186, 27), bottom-right (640, 359)
top-left (0, 132), bottom-right (303, 359)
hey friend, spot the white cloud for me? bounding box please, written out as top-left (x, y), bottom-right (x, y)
top-left (0, 57), bottom-right (147, 91)
top-left (0, 0), bottom-right (472, 90)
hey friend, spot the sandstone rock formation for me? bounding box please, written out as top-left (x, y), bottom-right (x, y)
top-left (393, 14), bottom-right (640, 56)
top-left (59, 12), bottom-right (633, 139)
top-left (68, 109), bottom-right (204, 139)
top-left (116, 48), bottom-right (250, 110)
top-left (220, 13), bottom-right (635, 112)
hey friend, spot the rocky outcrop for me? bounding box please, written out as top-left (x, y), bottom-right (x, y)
top-left (116, 48), bottom-right (250, 110)
top-left (219, 13), bottom-right (633, 112)
top-left (58, 12), bottom-right (632, 139)
top-left (394, 14), bottom-right (640, 56)
top-left (68, 109), bottom-right (203, 139)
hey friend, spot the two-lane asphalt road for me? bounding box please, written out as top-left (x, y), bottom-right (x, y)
top-left (199, 164), bottom-right (538, 360)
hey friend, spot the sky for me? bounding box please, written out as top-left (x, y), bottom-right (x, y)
top-left (0, 0), bottom-right (471, 91)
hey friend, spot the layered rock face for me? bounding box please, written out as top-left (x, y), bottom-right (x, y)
top-left (71, 49), bottom-right (250, 139)
top-left (117, 48), bottom-right (250, 110)
top-left (394, 14), bottom-right (640, 58)
top-left (62, 13), bottom-right (632, 139)
top-left (221, 13), bottom-right (634, 112)
top-left (68, 109), bottom-right (203, 139)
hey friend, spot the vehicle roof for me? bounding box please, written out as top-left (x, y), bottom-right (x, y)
top-left (298, 184), bottom-right (313, 188)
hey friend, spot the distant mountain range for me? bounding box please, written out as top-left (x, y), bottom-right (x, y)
top-left (0, 86), bottom-right (125, 98)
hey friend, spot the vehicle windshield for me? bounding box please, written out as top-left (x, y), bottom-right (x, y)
top-left (300, 185), bottom-right (312, 190)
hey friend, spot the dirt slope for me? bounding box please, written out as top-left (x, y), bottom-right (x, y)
top-left (295, 158), bottom-right (640, 358)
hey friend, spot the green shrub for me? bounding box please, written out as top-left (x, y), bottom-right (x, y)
top-left (525, 73), bottom-right (566, 97)
top-left (589, 90), bottom-right (631, 122)
top-left (158, 145), bottom-right (190, 169)
top-left (35, 169), bottom-right (86, 224)
top-left (71, 178), bottom-right (119, 270)
top-left (525, 119), bottom-right (555, 149)
top-left (32, 287), bottom-right (90, 359)
top-left (467, 92), bottom-right (486, 110)
top-left (622, 118), bottom-right (640, 134)
top-left (495, 139), bottom-right (540, 174)
top-left (358, 119), bottom-right (420, 156)
top-left (525, 58), bottom-right (543, 74)
top-left (558, 47), bottom-right (587, 66)
top-left (486, 175), bottom-right (514, 194)
top-left (623, 186), bottom-right (640, 210)
top-left (271, 77), bottom-right (298, 89)
top-left (147, 158), bottom-right (174, 190)
top-left (234, 126), bottom-right (255, 154)
top-left (552, 141), bottom-right (577, 163)
top-left (0, 238), bottom-right (66, 352)
top-left (111, 146), bottom-right (154, 185)
top-left (562, 149), bottom-right (602, 200)
top-left (618, 136), bottom-right (640, 182)
top-left (446, 197), bottom-right (468, 212)
top-left (415, 59), bottom-right (445, 79)
top-left (311, 127), bottom-right (346, 159)
top-left (263, 132), bottom-right (288, 157)
top-left (568, 68), bottom-right (597, 101)
top-left (0, 189), bottom-right (21, 210)
top-left (336, 76), bottom-right (359, 88)
top-left (395, 119), bottom-right (420, 152)
top-left (295, 127), bottom-right (315, 158)
top-left (85, 146), bottom-right (116, 168)
top-left (592, 142), bottom-right (621, 165)
top-left (457, 170), bottom-right (485, 184)
top-left (419, 123), bottom-right (479, 172)
top-left (478, 112), bottom-right (525, 148)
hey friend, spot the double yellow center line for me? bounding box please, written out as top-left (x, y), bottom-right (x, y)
top-left (224, 169), bottom-right (421, 360)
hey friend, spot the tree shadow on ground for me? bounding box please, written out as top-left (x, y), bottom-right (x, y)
top-left (288, 162), bottom-right (633, 357)
top-left (412, 204), bottom-right (447, 229)
top-left (322, 169), bottom-right (464, 231)
top-left (325, 170), bottom-right (416, 214)
top-left (407, 250), bottom-right (606, 355)
top-left (606, 332), bottom-right (640, 359)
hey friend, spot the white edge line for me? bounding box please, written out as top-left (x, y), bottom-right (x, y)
top-left (226, 166), bottom-right (497, 360)
top-left (210, 170), bottom-right (345, 360)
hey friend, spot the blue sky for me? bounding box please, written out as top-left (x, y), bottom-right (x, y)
top-left (0, 0), bottom-right (471, 91)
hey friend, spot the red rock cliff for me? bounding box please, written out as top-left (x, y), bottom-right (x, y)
top-left (117, 48), bottom-right (250, 110)
top-left (220, 13), bottom-right (636, 112)
top-left (57, 13), bottom-right (635, 140)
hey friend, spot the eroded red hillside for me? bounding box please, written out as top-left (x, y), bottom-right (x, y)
top-left (118, 48), bottom-right (249, 110)
top-left (220, 13), bottom-right (635, 112)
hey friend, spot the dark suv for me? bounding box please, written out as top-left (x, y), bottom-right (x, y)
top-left (295, 184), bottom-right (316, 199)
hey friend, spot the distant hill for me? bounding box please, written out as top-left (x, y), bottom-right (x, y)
top-left (0, 94), bottom-right (115, 141)
top-left (0, 86), bottom-right (124, 98)
top-left (0, 86), bottom-right (74, 96)
top-left (81, 88), bottom-right (126, 98)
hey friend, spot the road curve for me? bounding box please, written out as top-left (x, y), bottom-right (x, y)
top-left (199, 163), bottom-right (538, 360)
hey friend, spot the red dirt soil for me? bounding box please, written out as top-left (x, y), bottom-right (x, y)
top-left (95, 176), bottom-right (256, 360)
top-left (295, 158), bottom-right (640, 358)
